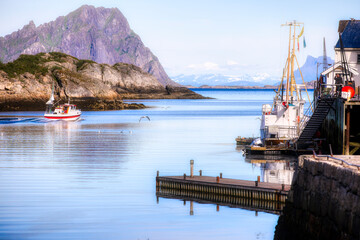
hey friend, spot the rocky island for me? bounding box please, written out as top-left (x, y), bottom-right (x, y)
top-left (0, 52), bottom-right (202, 111)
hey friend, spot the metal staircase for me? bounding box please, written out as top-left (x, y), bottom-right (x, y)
top-left (297, 98), bottom-right (336, 144)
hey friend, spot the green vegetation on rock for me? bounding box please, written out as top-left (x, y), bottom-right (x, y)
top-left (76, 59), bottom-right (96, 71)
top-left (0, 54), bottom-right (48, 78)
top-left (0, 52), bottom-right (74, 78)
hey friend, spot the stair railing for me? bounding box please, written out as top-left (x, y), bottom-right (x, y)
top-left (298, 99), bottom-right (315, 135)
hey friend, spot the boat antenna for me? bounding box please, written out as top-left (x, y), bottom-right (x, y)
top-left (323, 37), bottom-right (328, 72)
top-left (339, 32), bottom-right (350, 82)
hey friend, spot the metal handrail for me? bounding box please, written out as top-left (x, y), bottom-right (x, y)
top-left (311, 150), bottom-right (360, 169)
top-left (299, 100), bottom-right (315, 133)
top-left (299, 83), bottom-right (340, 134)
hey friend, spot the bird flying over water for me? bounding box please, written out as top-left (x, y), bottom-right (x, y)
top-left (139, 116), bottom-right (150, 122)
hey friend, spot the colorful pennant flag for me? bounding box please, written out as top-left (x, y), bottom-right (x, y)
top-left (298, 26), bottom-right (304, 38)
top-left (297, 38), bottom-right (300, 51)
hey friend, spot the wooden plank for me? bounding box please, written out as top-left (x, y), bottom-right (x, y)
top-left (157, 176), bottom-right (291, 192)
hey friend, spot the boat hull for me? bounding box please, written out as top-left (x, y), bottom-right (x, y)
top-left (44, 114), bottom-right (81, 121)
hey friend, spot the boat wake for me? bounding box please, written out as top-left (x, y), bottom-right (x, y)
top-left (0, 117), bottom-right (72, 124)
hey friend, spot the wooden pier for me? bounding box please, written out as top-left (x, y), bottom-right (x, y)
top-left (156, 174), bottom-right (290, 203)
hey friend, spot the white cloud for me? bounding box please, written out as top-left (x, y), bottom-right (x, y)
top-left (226, 60), bottom-right (238, 66)
top-left (187, 62), bottom-right (220, 71)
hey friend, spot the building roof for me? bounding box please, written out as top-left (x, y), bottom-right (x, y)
top-left (335, 20), bottom-right (360, 49)
top-left (322, 63), bottom-right (359, 76)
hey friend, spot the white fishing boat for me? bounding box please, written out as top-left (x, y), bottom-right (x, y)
top-left (44, 86), bottom-right (81, 121)
top-left (249, 21), bottom-right (311, 154)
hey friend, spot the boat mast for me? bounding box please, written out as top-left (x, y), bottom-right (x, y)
top-left (290, 22), bottom-right (297, 101)
top-left (286, 24), bottom-right (291, 104)
top-left (281, 20), bottom-right (304, 104)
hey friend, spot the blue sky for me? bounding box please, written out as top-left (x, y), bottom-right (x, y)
top-left (0, 0), bottom-right (359, 77)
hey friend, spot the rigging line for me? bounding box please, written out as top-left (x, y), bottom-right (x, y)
top-left (273, 59), bottom-right (289, 111)
top-left (294, 54), bottom-right (313, 112)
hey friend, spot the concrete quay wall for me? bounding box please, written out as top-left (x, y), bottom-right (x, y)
top-left (275, 155), bottom-right (360, 240)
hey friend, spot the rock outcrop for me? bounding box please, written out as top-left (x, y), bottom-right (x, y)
top-left (275, 155), bottom-right (360, 240)
top-left (0, 52), bottom-right (203, 111)
top-left (0, 5), bottom-right (178, 87)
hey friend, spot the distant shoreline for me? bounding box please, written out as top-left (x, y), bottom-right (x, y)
top-left (186, 85), bottom-right (277, 89)
top-left (185, 83), bottom-right (315, 90)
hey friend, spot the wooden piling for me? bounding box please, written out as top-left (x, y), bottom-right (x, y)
top-left (345, 106), bottom-right (350, 155)
top-left (190, 201), bottom-right (194, 215)
top-left (190, 160), bottom-right (194, 177)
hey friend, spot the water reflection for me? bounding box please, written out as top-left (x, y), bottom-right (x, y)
top-left (0, 121), bottom-right (133, 179)
top-left (156, 187), bottom-right (285, 215)
top-left (0, 90), bottom-right (282, 240)
top-left (243, 155), bottom-right (297, 185)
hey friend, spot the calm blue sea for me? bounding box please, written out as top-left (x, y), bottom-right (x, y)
top-left (0, 89), bottom-right (307, 240)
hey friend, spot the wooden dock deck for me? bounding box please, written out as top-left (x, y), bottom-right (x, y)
top-left (156, 175), bottom-right (290, 203)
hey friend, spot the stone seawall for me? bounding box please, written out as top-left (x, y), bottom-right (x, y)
top-left (275, 155), bottom-right (360, 240)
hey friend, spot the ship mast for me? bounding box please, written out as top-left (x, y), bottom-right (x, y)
top-left (274, 21), bottom-right (312, 110)
top-left (281, 20), bottom-right (303, 104)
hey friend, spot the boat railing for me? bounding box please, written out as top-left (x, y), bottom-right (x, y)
top-left (264, 125), bottom-right (298, 140)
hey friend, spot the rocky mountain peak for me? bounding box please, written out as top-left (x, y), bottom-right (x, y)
top-left (26, 20), bottom-right (36, 30)
top-left (0, 5), bottom-right (179, 87)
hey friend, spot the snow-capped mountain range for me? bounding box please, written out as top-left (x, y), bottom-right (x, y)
top-left (172, 56), bottom-right (334, 87)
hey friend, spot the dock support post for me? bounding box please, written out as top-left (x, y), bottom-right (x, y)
top-left (329, 144), bottom-right (333, 157)
top-left (156, 171), bottom-right (160, 187)
top-left (190, 201), bottom-right (194, 215)
top-left (190, 160), bottom-right (194, 177)
top-left (345, 106), bottom-right (350, 155)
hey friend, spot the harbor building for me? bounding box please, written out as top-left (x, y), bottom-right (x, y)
top-left (322, 20), bottom-right (360, 93)
top-left (315, 20), bottom-right (360, 155)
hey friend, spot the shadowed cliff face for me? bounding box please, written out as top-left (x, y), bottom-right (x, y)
top-left (0, 52), bottom-right (202, 111)
top-left (0, 5), bottom-right (178, 87)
